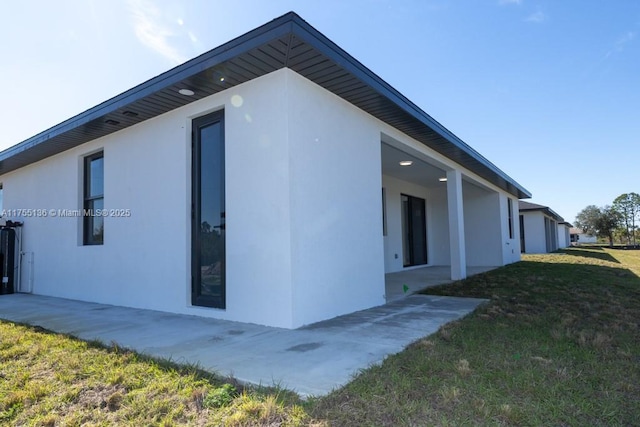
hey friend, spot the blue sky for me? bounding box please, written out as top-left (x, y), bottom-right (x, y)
top-left (1, 1), bottom-right (638, 223)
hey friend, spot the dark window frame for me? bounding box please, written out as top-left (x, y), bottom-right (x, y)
top-left (83, 151), bottom-right (104, 245)
top-left (191, 110), bottom-right (226, 309)
top-left (507, 198), bottom-right (514, 239)
top-left (382, 188), bottom-right (387, 236)
top-left (401, 193), bottom-right (428, 267)
top-left (519, 214), bottom-right (526, 253)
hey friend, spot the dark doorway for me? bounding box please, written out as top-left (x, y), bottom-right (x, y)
top-left (192, 110), bottom-right (225, 309)
top-left (519, 215), bottom-right (526, 253)
top-left (401, 194), bottom-right (427, 267)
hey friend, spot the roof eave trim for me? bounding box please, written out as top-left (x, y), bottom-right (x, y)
top-left (0, 15), bottom-right (296, 161)
top-left (289, 15), bottom-right (531, 199)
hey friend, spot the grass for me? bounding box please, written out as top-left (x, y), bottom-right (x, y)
top-left (2, 247), bottom-right (639, 425)
top-left (0, 325), bottom-right (313, 426)
top-left (310, 248), bottom-right (640, 426)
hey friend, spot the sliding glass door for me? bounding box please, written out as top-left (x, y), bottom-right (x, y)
top-left (401, 194), bottom-right (427, 267)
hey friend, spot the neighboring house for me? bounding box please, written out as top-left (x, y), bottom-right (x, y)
top-left (519, 201), bottom-right (568, 253)
top-left (570, 227), bottom-right (597, 244)
top-left (0, 12), bottom-right (530, 329)
top-left (557, 222), bottom-right (572, 249)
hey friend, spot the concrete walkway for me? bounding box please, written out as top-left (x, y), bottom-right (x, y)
top-left (0, 293), bottom-right (486, 396)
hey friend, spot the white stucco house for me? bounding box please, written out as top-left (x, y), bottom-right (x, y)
top-left (519, 201), bottom-right (569, 254)
top-left (557, 222), bottom-right (572, 249)
top-left (0, 13), bottom-right (531, 328)
top-left (570, 227), bottom-right (597, 244)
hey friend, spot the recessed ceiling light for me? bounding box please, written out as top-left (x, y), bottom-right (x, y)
top-left (439, 177), bottom-right (448, 182)
top-left (399, 160), bottom-right (413, 166)
top-left (219, 76), bottom-right (225, 82)
top-left (178, 89), bottom-right (195, 96)
top-left (104, 119), bottom-right (120, 125)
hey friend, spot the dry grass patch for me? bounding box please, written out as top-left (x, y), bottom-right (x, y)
top-left (0, 323), bottom-right (312, 426)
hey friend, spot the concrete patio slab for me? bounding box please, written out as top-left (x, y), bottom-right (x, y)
top-left (0, 293), bottom-right (486, 396)
top-left (385, 265), bottom-right (498, 302)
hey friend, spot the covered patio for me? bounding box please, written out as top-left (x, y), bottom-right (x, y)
top-left (381, 134), bottom-right (519, 289)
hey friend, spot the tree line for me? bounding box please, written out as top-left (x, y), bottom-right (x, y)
top-left (575, 193), bottom-right (640, 247)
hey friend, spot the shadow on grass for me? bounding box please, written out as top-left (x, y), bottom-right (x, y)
top-left (559, 248), bottom-right (620, 263)
top-left (572, 245), bottom-right (605, 250)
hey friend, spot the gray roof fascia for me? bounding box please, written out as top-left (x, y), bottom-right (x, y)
top-left (0, 12), bottom-right (531, 199)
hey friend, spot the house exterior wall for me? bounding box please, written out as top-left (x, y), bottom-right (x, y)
top-left (576, 232), bottom-right (597, 244)
top-left (1, 68), bottom-right (389, 329)
top-left (557, 224), bottom-right (570, 248)
top-left (2, 69), bottom-right (302, 327)
top-left (427, 186), bottom-right (452, 266)
top-left (521, 211), bottom-right (548, 253)
top-left (1, 66), bottom-right (524, 328)
top-left (521, 211), bottom-right (565, 253)
top-left (285, 70), bottom-right (386, 327)
top-left (462, 182), bottom-right (503, 266)
top-left (501, 194), bottom-right (521, 264)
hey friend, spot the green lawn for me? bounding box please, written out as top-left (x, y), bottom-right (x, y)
top-left (1, 247), bottom-right (639, 426)
top-left (312, 248), bottom-right (640, 426)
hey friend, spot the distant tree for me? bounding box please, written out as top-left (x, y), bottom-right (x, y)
top-left (597, 206), bottom-right (622, 247)
top-left (612, 192), bottom-right (640, 245)
top-left (575, 205), bottom-right (622, 247)
top-left (575, 205), bottom-right (601, 236)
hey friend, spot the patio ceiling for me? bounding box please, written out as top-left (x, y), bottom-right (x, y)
top-left (381, 143), bottom-right (447, 189)
top-left (0, 12), bottom-right (531, 199)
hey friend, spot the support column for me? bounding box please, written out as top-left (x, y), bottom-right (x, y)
top-left (447, 169), bottom-right (466, 280)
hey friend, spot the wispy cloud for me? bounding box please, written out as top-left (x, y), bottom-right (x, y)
top-left (604, 31), bottom-right (636, 59)
top-left (127, 0), bottom-right (186, 65)
top-left (525, 10), bottom-right (546, 23)
top-left (614, 31), bottom-right (636, 50)
top-left (499, 0), bottom-right (522, 5)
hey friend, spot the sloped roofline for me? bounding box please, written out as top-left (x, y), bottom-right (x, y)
top-left (519, 201), bottom-right (564, 222)
top-left (0, 12), bottom-right (531, 199)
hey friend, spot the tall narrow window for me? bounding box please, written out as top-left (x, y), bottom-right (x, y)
top-left (0, 184), bottom-right (3, 213)
top-left (382, 188), bottom-right (387, 236)
top-left (507, 198), bottom-right (514, 239)
top-left (84, 152), bottom-right (104, 245)
top-left (192, 111), bottom-right (225, 309)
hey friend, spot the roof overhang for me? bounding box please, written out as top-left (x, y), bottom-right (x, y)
top-left (519, 204), bottom-right (564, 222)
top-left (0, 12), bottom-right (531, 199)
